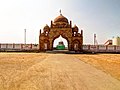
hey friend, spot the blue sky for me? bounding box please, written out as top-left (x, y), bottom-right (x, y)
top-left (0, 0), bottom-right (120, 46)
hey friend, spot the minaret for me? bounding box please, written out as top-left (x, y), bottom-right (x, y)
top-left (81, 30), bottom-right (83, 36)
top-left (51, 20), bottom-right (53, 28)
top-left (70, 21), bottom-right (72, 28)
top-left (40, 29), bottom-right (41, 34)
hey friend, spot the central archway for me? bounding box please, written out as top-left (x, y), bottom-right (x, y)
top-left (48, 28), bottom-right (72, 51)
top-left (53, 35), bottom-right (68, 50)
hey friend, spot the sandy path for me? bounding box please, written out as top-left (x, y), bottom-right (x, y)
top-left (17, 54), bottom-right (120, 90)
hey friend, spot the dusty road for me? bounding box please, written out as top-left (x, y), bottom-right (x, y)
top-left (0, 53), bottom-right (120, 90)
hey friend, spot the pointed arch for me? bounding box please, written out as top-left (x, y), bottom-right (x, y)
top-left (72, 39), bottom-right (81, 51)
top-left (52, 34), bottom-right (69, 50)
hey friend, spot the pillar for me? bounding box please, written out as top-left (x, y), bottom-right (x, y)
top-left (13, 43), bottom-right (15, 48)
top-left (81, 30), bottom-right (83, 36)
top-left (70, 21), bottom-right (72, 28)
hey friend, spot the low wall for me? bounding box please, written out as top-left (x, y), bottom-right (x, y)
top-left (0, 43), bottom-right (39, 51)
top-left (0, 43), bottom-right (120, 53)
top-left (83, 45), bottom-right (120, 53)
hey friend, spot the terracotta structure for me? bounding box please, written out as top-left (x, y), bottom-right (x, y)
top-left (39, 13), bottom-right (83, 51)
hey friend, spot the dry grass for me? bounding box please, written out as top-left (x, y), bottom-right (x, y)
top-left (0, 53), bottom-right (120, 90)
top-left (0, 53), bottom-right (47, 90)
top-left (74, 54), bottom-right (120, 81)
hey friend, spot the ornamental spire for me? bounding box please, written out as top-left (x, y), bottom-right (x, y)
top-left (59, 9), bottom-right (62, 15)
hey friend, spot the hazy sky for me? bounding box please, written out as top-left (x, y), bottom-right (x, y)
top-left (0, 0), bottom-right (120, 46)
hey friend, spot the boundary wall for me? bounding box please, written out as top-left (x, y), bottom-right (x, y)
top-left (0, 43), bottom-right (39, 51)
top-left (0, 43), bottom-right (120, 53)
top-left (83, 45), bottom-right (120, 53)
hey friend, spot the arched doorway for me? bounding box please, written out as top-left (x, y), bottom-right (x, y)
top-left (53, 35), bottom-right (68, 50)
top-left (72, 40), bottom-right (80, 51)
top-left (43, 39), bottom-right (50, 50)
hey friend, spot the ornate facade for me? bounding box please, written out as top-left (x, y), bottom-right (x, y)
top-left (39, 13), bottom-right (83, 51)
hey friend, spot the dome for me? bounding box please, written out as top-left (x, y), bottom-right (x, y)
top-left (73, 25), bottom-right (79, 32)
top-left (44, 24), bottom-right (49, 30)
top-left (73, 25), bottom-right (78, 29)
top-left (54, 14), bottom-right (68, 23)
top-left (43, 24), bottom-right (50, 32)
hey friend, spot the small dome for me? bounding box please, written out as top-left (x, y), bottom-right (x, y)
top-left (54, 14), bottom-right (68, 23)
top-left (73, 25), bottom-right (78, 28)
top-left (43, 24), bottom-right (50, 32)
top-left (73, 25), bottom-right (79, 32)
top-left (44, 24), bottom-right (50, 30)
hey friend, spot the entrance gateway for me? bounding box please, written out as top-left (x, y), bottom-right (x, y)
top-left (39, 13), bottom-right (83, 51)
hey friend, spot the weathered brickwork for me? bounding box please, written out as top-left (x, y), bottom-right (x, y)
top-left (39, 14), bottom-right (83, 51)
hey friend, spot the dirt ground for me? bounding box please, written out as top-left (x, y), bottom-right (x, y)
top-left (0, 53), bottom-right (120, 90)
top-left (0, 53), bottom-right (47, 90)
top-left (74, 54), bottom-right (120, 81)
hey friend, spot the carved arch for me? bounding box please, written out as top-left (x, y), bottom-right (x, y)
top-left (39, 14), bottom-right (83, 52)
top-left (72, 39), bottom-right (81, 51)
top-left (43, 39), bottom-right (50, 50)
top-left (51, 34), bottom-right (70, 50)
